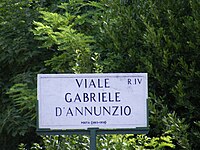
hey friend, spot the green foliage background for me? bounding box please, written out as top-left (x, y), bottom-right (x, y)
top-left (0, 0), bottom-right (200, 149)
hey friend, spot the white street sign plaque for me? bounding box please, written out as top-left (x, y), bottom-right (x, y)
top-left (37, 73), bottom-right (148, 130)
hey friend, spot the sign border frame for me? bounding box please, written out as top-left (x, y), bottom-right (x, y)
top-left (37, 73), bottom-right (149, 134)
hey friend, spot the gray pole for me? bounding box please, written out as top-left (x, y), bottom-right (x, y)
top-left (89, 128), bottom-right (97, 150)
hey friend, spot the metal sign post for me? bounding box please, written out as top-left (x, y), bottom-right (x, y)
top-left (89, 128), bottom-right (98, 150)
